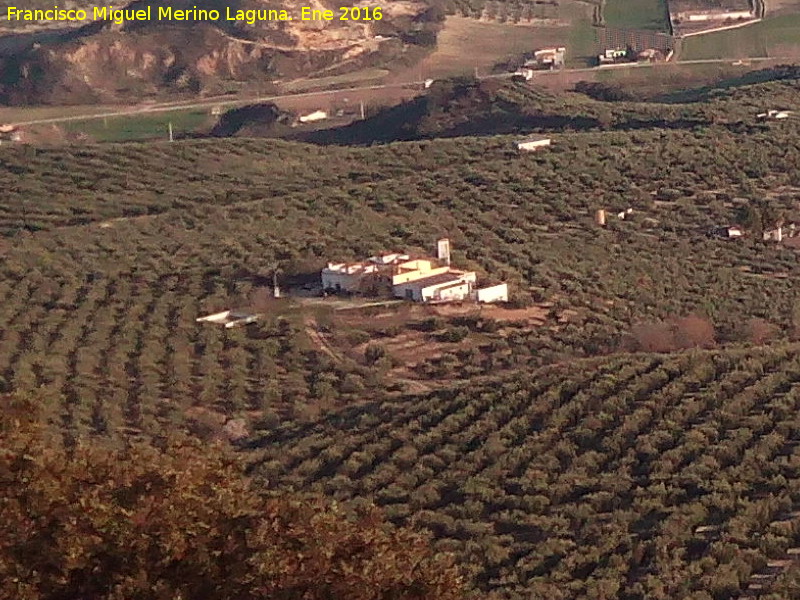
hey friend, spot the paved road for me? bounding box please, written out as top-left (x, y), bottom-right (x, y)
top-left (6, 82), bottom-right (416, 127)
top-left (6, 55), bottom-right (792, 128)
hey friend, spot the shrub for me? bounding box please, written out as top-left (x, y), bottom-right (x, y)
top-left (628, 315), bottom-right (716, 352)
top-left (745, 317), bottom-right (778, 344)
top-left (364, 343), bottom-right (387, 364)
top-left (419, 317), bottom-right (446, 332)
top-left (438, 326), bottom-right (470, 343)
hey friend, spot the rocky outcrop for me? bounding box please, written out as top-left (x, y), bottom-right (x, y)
top-left (209, 102), bottom-right (294, 136)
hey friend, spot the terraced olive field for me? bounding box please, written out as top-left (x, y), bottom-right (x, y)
top-left (3, 115), bottom-right (800, 434)
top-left (251, 347), bottom-right (800, 599)
top-left (4, 75), bottom-right (800, 597)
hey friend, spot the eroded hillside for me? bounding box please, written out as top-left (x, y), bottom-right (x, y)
top-left (0, 0), bottom-right (436, 104)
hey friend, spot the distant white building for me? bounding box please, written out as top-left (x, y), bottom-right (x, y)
top-left (757, 109), bottom-right (791, 120)
top-left (598, 48), bottom-right (629, 64)
top-left (525, 47), bottom-right (566, 70)
top-left (299, 110), bottom-right (328, 123)
top-left (512, 69), bottom-right (534, 82)
top-left (321, 262), bottom-right (377, 292)
top-left (726, 226), bottom-right (744, 238)
top-left (321, 253), bottom-right (410, 293)
top-left (393, 270), bottom-right (477, 302)
top-left (516, 137), bottom-right (551, 152)
top-left (677, 9), bottom-right (752, 22)
top-left (637, 48), bottom-right (664, 63)
top-left (711, 226), bottom-right (744, 239)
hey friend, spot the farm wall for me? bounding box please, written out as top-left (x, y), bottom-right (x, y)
top-left (476, 283), bottom-right (509, 303)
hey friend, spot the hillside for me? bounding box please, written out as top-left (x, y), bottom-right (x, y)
top-left (302, 69), bottom-right (800, 144)
top-left (4, 71), bottom-right (800, 596)
top-left (3, 113), bottom-right (800, 427)
top-left (251, 347), bottom-right (800, 599)
top-left (300, 77), bottom-right (703, 143)
top-left (0, 0), bottom-right (438, 104)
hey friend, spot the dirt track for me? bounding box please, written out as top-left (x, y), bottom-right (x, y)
top-left (303, 317), bottom-right (342, 362)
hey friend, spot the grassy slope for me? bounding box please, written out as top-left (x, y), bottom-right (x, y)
top-left (558, 0), bottom-right (599, 67)
top-left (604, 0), bottom-right (671, 31)
top-left (566, 15), bottom-right (597, 67)
top-left (682, 14), bottom-right (800, 60)
top-left (59, 108), bottom-right (212, 142)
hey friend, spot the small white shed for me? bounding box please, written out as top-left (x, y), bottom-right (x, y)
top-left (196, 310), bottom-right (261, 328)
top-left (299, 110), bottom-right (328, 123)
top-left (476, 283), bottom-right (508, 303)
top-left (516, 137), bottom-right (551, 152)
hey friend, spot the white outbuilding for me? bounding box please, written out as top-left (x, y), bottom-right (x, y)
top-left (516, 137), bottom-right (552, 152)
top-left (475, 283), bottom-right (509, 303)
top-left (299, 110), bottom-right (329, 123)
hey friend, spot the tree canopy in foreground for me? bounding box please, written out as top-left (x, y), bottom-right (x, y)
top-left (0, 395), bottom-right (464, 600)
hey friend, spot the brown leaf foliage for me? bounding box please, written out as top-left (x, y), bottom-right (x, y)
top-left (628, 315), bottom-right (716, 353)
top-left (670, 315), bottom-right (716, 350)
top-left (0, 395), bottom-right (465, 600)
top-left (745, 317), bottom-right (778, 345)
top-left (629, 320), bottom-right (675, 353)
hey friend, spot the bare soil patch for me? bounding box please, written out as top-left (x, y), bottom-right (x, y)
top-left (432, 302), bottom-right (549, 323)
top-left (387, 15), bottom-right (580, 81)
top-left (315, 300), bottom-right (552, 393)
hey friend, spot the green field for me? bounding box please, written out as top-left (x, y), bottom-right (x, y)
top-left (566, 15), bottom-right (598, 67)
top-left (682, 14), bottom-right (800, 60)
top-left (604, 0), bottom-right (671, 31)
top-left (60, 109), bottom-right (212, 142)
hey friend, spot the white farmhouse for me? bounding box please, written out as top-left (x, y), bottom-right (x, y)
top-left (321, 253), bottom-right (411, 293)
top-left (321, 240), bottom-right (509, 304)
